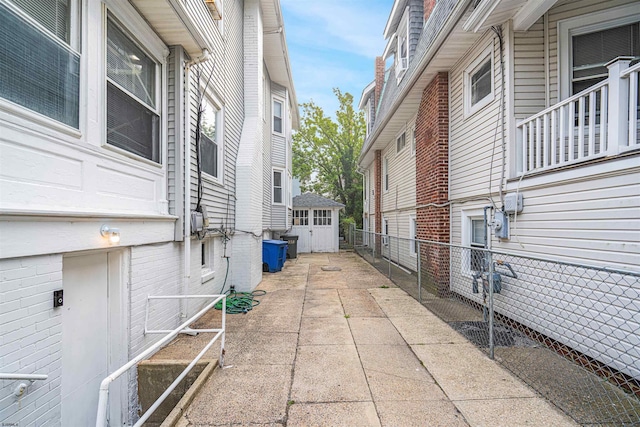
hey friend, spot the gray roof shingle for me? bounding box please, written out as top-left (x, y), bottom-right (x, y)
top-left (293, 193), bottom-right (345, 208)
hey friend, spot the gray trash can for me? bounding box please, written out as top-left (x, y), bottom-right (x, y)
top-left (280, 235), bottom-right (299, 259)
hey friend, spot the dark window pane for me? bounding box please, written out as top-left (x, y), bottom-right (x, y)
top-left (11, 0), bottom-right (69, 43)
top-left (107, 82), bottom-right (160, 162)
top-left (201, 133), bottom-right (218, 177)
top-left (0, 3), bottom-right (79, 128)
top-left (471, 59), bottom-right (491, 105)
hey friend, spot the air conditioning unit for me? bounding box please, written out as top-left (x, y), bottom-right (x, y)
top-left (204, 0), bottom-right (222, 20)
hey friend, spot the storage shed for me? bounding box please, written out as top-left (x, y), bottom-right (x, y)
top-left (291, 193), bottom-right (344, 253)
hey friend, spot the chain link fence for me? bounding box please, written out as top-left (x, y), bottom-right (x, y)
top-left (353, 228), bottom-right (640, 426)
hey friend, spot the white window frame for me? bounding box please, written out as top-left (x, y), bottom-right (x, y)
top-left (461, 209), bottom-right (486, 275)
top-left (201, 238), bottom-right (215, 283)
top-left (272, 168), bottom-right (284, 205)
top-left (200, 91), bottom-right (224, 184)
top-left (0, 0), bottom-right (82, 134)
top-left (558, 4), bottom-right (640, 100)
top-left (272, 96), bottom-right (284, 135)
top-left (382, 217), bottom-right (389, 246)
top-left (313, 209), bottom-right (332, 226)
top-left (410, 126), bottom-right (416, 157)
top-left (103, 5), bottom-right (166, 166)
top-left (396, 130), bottom-right (406, 154)
top-left (409, 215), bottom-right (417, 257)
top-left (293, 209), bottom-right (309, 226)
top-left (383, 155), bottom-right (389, 192)
top-left (395, 6), bottom-right (409, 81)
top-left (463, 46), bottom-right (494, 118)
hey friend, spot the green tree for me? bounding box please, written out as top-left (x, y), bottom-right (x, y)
top-left (293, 89), bottom-right (365, 228)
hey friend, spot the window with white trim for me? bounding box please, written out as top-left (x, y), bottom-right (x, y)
top-left (470, 218), bottom-right (486, 272)
top-left (0, 0), bottom-right (80, 128)
top-left (106, 14), bottom-right (161, 163)
top-left (462, 209), bottom-right (486, 274)
top-left (201, 239), bottom-right (215, 283)
top-left (383, 155), bottom-right (389, 192)
top-left (409, 216), bottom-right (417, 256)
top-left (273, 98), bottom-right (283, 134)
top-left (464, 46), bottom-right (493, 117)
top-left (410, 126), bottom-right (416, 156)
top-left (273, 169), bottom-right (283, 204)
top-left (313, 209), bottom-right (331, 226)
top-left (395, 7), bottom-right (409, 80)
top-left (293, 209), bottom-right (308, 226)
top-left (396, 131), bottom-right (406, 153)
top-left (200, 94), bottom-right (223, 181)
top-left (571, 23), bottom-right (639, 95)
top-left (558, 5), bottom-right (640, 99)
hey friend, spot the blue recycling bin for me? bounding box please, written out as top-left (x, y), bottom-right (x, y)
top-left (262, 240), bottom-right (288, 273)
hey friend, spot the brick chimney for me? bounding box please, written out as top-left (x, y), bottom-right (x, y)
top-left (424, 0), bottom-right (436, 22)
top-left (374, 56), bottom-right (385, 110)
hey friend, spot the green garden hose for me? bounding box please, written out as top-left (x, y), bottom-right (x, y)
top-left (214, 290), bottom-right (267, 314)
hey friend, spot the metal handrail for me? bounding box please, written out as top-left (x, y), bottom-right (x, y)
top-left (0, 373), bottom-right (48, 381)
top-left (96, 294), bottom-right (226, 427)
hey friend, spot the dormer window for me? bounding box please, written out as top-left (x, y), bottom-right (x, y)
top-left (395, 7), bottom-right (409, 80)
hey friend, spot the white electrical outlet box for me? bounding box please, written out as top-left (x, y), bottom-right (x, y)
top-left (504, 193), bottom-right (523, 214)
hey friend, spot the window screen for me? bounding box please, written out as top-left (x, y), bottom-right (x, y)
top-left (471, 59), bottom-right (491, 106)
top-left (572, 23), bottom-right (640, 94)
top-left (106, 17), bottom-right (160, 162)
top-left (11, 0), bottom-right (70, 43)
top-left (273, 170), bottom-right (282, 203)
top-left (273, 100), bottom-right (283, 133)
top-left (0, 2), bottom-right (79, 128)
top-left (470, 219), bottom-right (486, 272)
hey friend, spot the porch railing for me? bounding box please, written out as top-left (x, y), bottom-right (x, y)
top-left (517, 57), bottom-right (639, 175)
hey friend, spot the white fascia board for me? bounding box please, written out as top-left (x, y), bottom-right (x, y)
top-left (383, 33), bottom-right (398, 60)
top-left (383, 0), bottom-right (407, 39)
top-left (513, 0), bottom-right (559, 31)
top-left (462, 0), bottom-right (501, 33)
top-left (359, 81), bottom-right (376, 110)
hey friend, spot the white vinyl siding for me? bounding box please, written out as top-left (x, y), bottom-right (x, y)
top-left (186, 0), bottom-right (242, 227)
top-left (449, 33), bottom-right (502, 201)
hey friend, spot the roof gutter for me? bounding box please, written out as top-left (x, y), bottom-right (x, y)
top-left (359, 0), bottom-right (472, 164)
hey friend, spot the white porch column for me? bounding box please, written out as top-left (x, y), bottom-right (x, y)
top-left (606, 56), bottom-right (633, 155)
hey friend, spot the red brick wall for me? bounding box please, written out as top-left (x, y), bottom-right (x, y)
top-left (424, 0), bottom-right (436, 21)
top-left (415, 72), bottom-right (450, 296)
top-left (374, 56), bottom-right (385, 111)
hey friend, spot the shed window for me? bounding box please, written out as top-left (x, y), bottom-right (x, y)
top-left (293, 210), bottom-right (309, 226)
top-left (313, 210), bottom-right (331, 226)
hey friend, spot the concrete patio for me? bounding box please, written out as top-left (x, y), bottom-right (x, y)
top-left (152, 252), bottom-right (576, 426)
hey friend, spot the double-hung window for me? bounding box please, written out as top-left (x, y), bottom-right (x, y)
top-left (383, 156), bottom-right (389, 192)
top-left (396, 131), bottom-right (406, 153)
top-left (273, 169), bottom-right (283, 204)
top-left (470, 219), bottom-right (486, 272)
top-left (273, 98), bottom-right (283, 134)
top-left (200, 95), bottom-right (222, 180)
top-left (0, 0), bottom-right (80, 128)
top-left (106, 15), bottom-right (161, 163)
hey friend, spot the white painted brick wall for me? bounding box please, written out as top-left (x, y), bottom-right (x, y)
top-left (0, 255), bottom-right (63, 427)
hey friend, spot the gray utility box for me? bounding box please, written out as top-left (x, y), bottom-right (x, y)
top-left (280, 235), bottom-right (299, 259)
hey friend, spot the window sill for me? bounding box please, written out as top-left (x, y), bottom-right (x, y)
top-left (201, 269), bottom-right (215, 284)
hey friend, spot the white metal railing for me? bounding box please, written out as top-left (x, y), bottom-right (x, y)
top-left (517, 57), bottom-right (639, 175)
top-left (96, 294), bottom-right (226, 427)
top-left (0, 373), bottom-right (48, 398)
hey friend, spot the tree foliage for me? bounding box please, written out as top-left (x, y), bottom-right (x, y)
top-left (293, 89), bottom-right (365, 228)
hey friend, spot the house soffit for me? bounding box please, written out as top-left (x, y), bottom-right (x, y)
top-left (130, 0), bottom-right (210, 58)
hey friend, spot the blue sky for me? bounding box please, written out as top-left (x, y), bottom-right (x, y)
top-left (281, 0), bottom-right (392, 117)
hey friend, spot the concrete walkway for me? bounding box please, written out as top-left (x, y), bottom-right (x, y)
top-left (156, 252), bottom-right (576, 426)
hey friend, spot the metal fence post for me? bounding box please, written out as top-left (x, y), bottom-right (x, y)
top-left (417, 240), bottom-right (422, 304)
top-left (388, 237), bottom-right (392, 279)
top-left (488, 250), bottom-right (495, 360)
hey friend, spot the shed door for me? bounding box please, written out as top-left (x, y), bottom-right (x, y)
top-left (311, 209), bottom-right (334, 252)
top-left (292, 209), bottom-right (311, 253)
